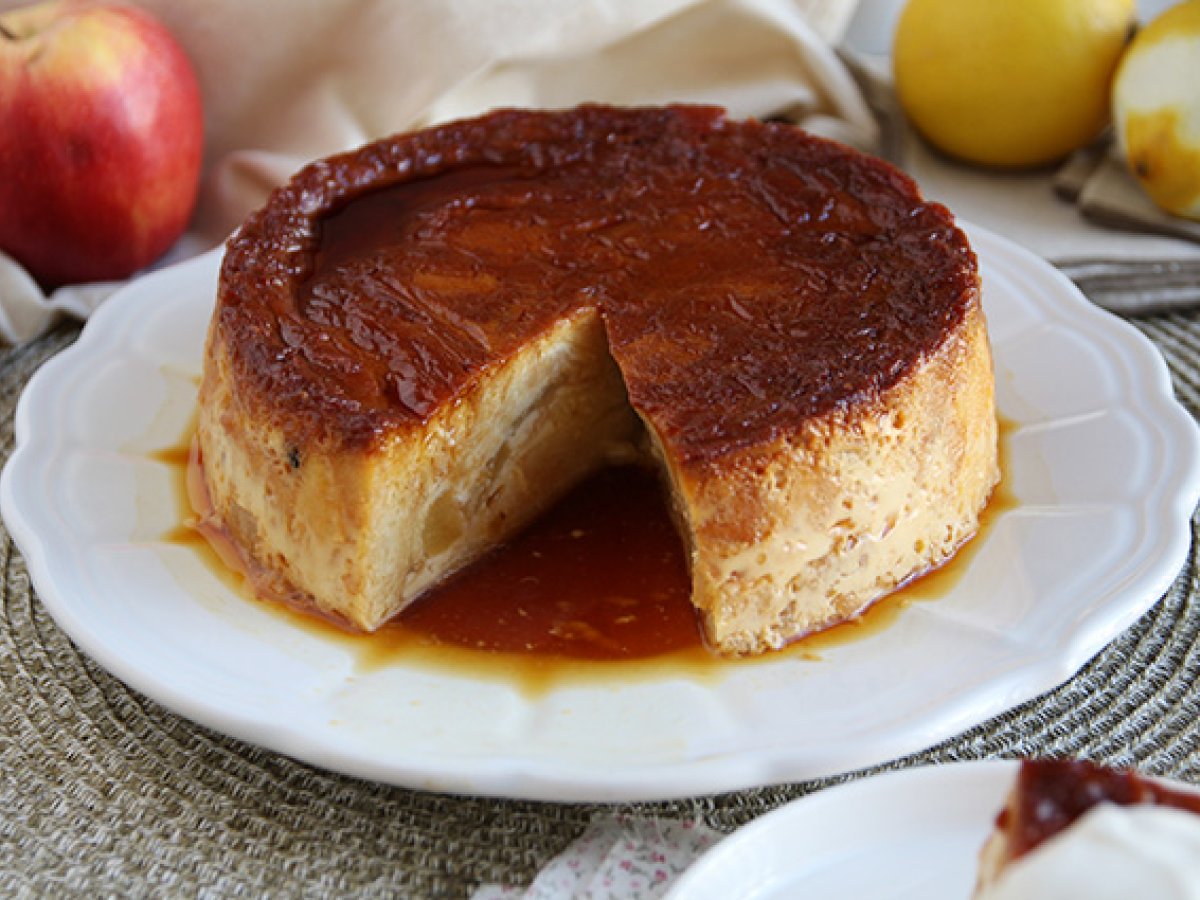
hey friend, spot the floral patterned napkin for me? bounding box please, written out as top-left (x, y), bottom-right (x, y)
top-left (473, 814), bottom-right (725, 900)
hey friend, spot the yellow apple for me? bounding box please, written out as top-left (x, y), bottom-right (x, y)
top-left (1112, 0), bottom-right (1200, 220)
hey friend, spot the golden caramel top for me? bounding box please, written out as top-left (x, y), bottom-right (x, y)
top-left (215, 105), bottom-right (979, 463)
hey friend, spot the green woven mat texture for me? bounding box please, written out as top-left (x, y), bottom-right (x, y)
top-left (2, 301), bottom-right (1199, 898)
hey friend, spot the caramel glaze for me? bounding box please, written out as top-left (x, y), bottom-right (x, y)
top-left (215, 104), bottom-right (978, 463)
top-left (383, 464), bottom-right (699, 660)
top-left (1002, 758), bottom-right (1200, 859)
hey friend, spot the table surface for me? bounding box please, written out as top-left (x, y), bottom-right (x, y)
top-left (2, 279), bottom-right (1199, 898)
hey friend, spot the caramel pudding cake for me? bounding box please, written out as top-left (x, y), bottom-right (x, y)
top-left (975, 759), bottom-right (1200, 898)
top-left (196, 104), bottom-right (999, 656)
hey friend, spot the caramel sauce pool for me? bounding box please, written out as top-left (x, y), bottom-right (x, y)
top-left (159, 421), bottom-right (1015, 690)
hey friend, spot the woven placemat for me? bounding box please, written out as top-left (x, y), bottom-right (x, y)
top-left (2, 304), bottom-right (1199, 898)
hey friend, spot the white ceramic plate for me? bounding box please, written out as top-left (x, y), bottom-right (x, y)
top-left (3, 224), bottom-right (1199, 802)
top-left (666, 760), bottom-right (1017, 899)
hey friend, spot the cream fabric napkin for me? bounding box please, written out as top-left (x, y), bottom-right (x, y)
top-left (0, 0), bottom-right (871, 344)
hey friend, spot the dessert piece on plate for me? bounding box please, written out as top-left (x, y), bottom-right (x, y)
top-left (196, 104), bottom-right (1000, 655)
top-left (975, 758), bottom-right (1200, 899)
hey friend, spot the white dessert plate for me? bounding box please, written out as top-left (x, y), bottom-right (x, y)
top-left (666, 760), bottom-right (1017, 899)
top-left (3, 223), bottom-right (1199, 802)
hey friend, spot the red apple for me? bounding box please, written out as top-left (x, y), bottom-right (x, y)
top-left (0, 0), bottom-right (203, 288)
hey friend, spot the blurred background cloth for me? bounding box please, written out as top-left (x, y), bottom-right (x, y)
top-left (1, 0), bottom-right (1198, 344)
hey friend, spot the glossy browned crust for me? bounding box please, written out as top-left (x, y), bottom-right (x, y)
top-left (213, 105), bottom-right (979, 465)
